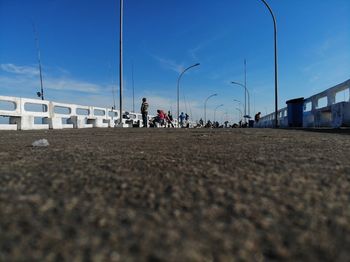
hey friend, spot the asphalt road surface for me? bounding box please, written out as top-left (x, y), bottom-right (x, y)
top-left (0, 128), bottom-right (349, 261)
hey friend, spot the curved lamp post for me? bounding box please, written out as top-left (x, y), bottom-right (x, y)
top-left (233, 99), bottom-right (242, 111)
top-left (119, 0), bottom-right (124, 124)
top-left (177, 63), bottom-right (200, 126)
top-left (231, 81), bottom-right (250, 120)
top-left (259, 0), bottom-right (278, 128)
top-left (236, 108), bottom-right (243, 123)
top-left (204, 93), bottom-right (218, 124)
top-left (214, 104), bottom-right (224, 123)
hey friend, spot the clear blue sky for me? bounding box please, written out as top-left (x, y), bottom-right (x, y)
top-left (1, 0), bottom-right (349, 122)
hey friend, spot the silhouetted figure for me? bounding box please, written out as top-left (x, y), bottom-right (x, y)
top-left (255, 112), bottom-right (261, 123)
top-left (179, 112), bottom-right (185, 127)
top-left (141, 98), bottom-right (149, 127)
top-left (205, 120), bottom-right (212, 128)
top-left (165, 111), bottom-right (174, 128)
top-left (199, 118), bottom-right (204, 127)
top-left (185, 113), bottom-right (190, 128)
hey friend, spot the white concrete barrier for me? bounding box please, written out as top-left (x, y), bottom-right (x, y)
top-left (303, 79), bottom-right (350, 128)
top-left (2, 80), bottom-right (349, 131)
top-left (256, 79), bottom-right (350, 128)
top-left (13, 97), bottom-right (50, 130)
top-left (106, 109), bottom-right (120, 128)
top-left (0, 95), bottom-right (127, 130)
top-left (0, 96), bottom-right (21, 130)
top-left (255, 108), bottom-right (287, 128)
top-left (48, 101), bottom-right (75, 129)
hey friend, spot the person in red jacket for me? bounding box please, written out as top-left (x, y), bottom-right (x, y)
top-left (153, 109), bottom-right (165, 127)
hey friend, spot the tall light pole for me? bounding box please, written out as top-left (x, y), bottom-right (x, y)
top-left (177, 63), bottom-right (200, 125)
top-left (204, 93), bottom-right (218, 124)
top-left (236, 108), bottom-right (243, 123)
top-left (244, 59), bottom-right (247, 116)
top-left (259, 0), bottom-right (278, 128)
top-left (132, 62), bottom-right (135, 112)
top-left (233, 99), bottom-right (242, 120)
top-left (119, 0), bottom-right (124, 124)
top-left (214, 104), bottom-right (224, 123)
top-left (233, 99), bottom-right (242, 110)
top-left (231, 81), bottom-right (250, 120)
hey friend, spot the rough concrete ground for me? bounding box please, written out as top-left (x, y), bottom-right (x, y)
top-left (0, 128), bottom-right (349, 261)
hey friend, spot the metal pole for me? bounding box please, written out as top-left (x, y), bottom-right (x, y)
top-left (259, 0), bottom-right (278, 128)
top-left (245, 59), bottom-right (251, 117)
top-left (214, 104), bottom-right (223, 123)
top-left (244, 59), bottom-right (246, 119)
top-left (177, 63), bottom-right (200, 126)
top-left (110, 63), bottom-right (116, 109)
top-left (204, 93), bottom-right (218, 124)
top-left (236, 108), bottom-right (242, 122)
top-left (231, 81), bottom-right (250, 119)
top-left (33, 24), bottom-right (44, 101)
top-left (132, 62), bottom-right (135, 112)
top-left (119, 0), bottom-right (123, 124)
top-left (234, 99), bottom-right (241, 118)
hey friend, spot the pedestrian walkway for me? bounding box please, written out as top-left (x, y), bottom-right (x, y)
top-left (0, 128), bottom-right (349, 261)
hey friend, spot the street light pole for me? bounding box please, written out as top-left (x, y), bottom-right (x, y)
top-left (177, 63), bottom-right (200, 126)
top-left (236, 108), bottom-right (243, 123)
top-left (214, 104), bottom-right (224, 123)
top-left (119, 0), bottom-right (124, 124)
top-left (231, 81), bottom-right (250, 120)
top-left (204, 93), bottom-right (218, 124)
top-left (233, 99), bottom-right (241, 109)
top-left (244, 59), bottom-right (249, 117)
top-left (233, 99), bottom-right (242, 119)
top-left (259, 0), bottom-right (278, 128)
top-left (132, 62), bottom-right (135, 112)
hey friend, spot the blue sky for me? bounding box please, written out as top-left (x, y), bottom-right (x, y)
top-left (0, 0), bottom-right (349, 122)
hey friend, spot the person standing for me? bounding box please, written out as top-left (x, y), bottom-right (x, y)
top-left (254, 112), bottom-right (261, 123)
top-left (141, 98), bottom-right (149, 127)
top-left (179, 112), bottom-right (185, 127)
top-left (185, 113), bottom-right (190, 128)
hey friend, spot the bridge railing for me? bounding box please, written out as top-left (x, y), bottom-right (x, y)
top-left (255, 79), bottom-right (350, 128)
top-left (303, 79), bottom-right (350, 128)
top-left (255, 107), bottom-right (288, 128)
top-left (0, 96), bottom-right (139, 130)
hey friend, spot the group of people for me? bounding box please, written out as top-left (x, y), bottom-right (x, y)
top-left (194, 111), bottom-right (262, 129)
top-left (141, 97), bottom-right (262, 128)
top-left (140, 98), bottom-right (190, 128)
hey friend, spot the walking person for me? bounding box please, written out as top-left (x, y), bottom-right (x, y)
top-left (185, 113), bottom-right (190, 128)
top-left (141, 98), bottom-right (149, 127)
top-left (179, 112), bottom-right (185, 128)
top-left (166, 111), bottom-right (174, 128)
top-left (254, 112), bottom-right (261, 122)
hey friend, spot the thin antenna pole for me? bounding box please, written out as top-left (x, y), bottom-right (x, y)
top-left (110, 63), bottom-right (116, 109)
top-left (119, 0), bottom-right (124, 124)
top-left (132, 62), bottom-right (135, 112)
top-left (32, 23), bottom-right (44, 101)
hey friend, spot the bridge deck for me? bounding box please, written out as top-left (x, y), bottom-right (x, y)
top-left (0, 128), bottom-right (349, 261)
